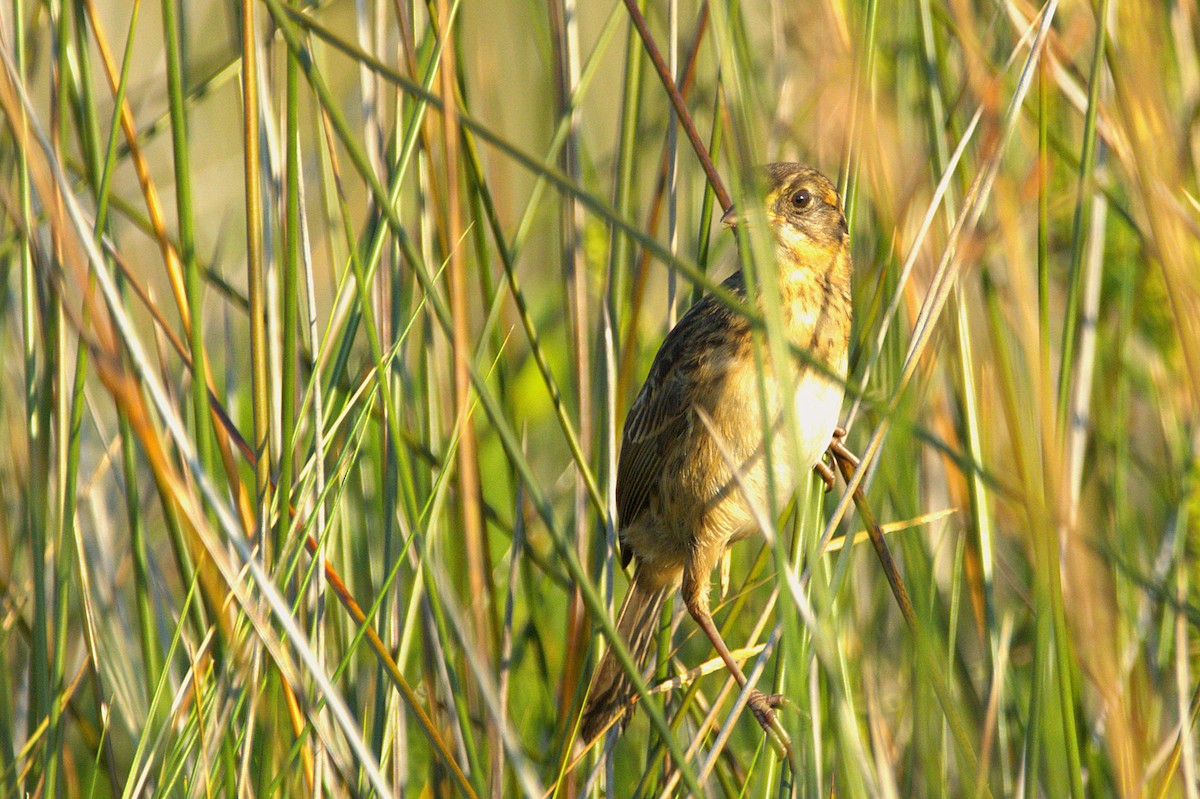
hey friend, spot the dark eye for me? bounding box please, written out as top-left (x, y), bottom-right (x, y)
top-left (792, 189), bottom-right (812, 209)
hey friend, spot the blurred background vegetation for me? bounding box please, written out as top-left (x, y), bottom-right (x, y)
top-left (0, 0), bottom-right (1198, 796)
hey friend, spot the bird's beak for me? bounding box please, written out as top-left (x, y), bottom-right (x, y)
top-left (720, 206), bottom-right (739, 229)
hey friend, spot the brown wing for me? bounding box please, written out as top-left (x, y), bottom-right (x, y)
top-left (615, 363), bottom-right (691, 552)
top-left (616, 273), bottom-right (749, 565)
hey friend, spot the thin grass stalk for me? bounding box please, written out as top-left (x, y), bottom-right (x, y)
top-left (1039, 5), bottom-right (1108, 789)
top-left (1060, 190), bottom-right (1114, 794)
top-left (1026, 55), bottom-right (1052, 788)
top-left (782, 495), bottom-right (819, 795)
top-left (62, 0), bottom-right (138, 783)
top-left (241, 0), bottom-right (271, 547)
top-left (434, 0), bottom-right (493, 698)
top-left (456, 41), bottom-right (509, 661)
top-left (160, 0), bottom-right (215, 490)
top-left (691, 78), bottom-right (721, 307)
top-left (839, 0), bottom-right (879, 226)
top-left (592, 1), bottom-right (649, 788)
top-left (279, 0), bottom-right (309, 785)
top-left (666, 0), bottom-right (678, 332)
top-left (656, 0), bottom-right (683, 781)
top-left (297, 174), bottom-right (328, 668)
top-left (947, 522), bottom-right (967, 788)
top-left (494, 473), bottom-right (525, 799)
top-left (1037, 59), bottom-right (1051, 397)
top-left (42, 8), bottom-right (74, 794)
top-left (605, 0), bottom-right (646, 404)
top-left (377, 8), bottom-right (411, 783)
top-left (77, 0), bottom-right (167, 711)
top-left (240, 3), bottom-right (289, 780)
top-left (11, 4), bottom-right (54, 792)
top-left (1065, 189), bottom-right (1107, 514)
top-left (545, 0), bottom-right (593, 779)
top-left (279, 0), bottom-right (301, 602)
top-left (949, 286), bottom-right (1001, 770)
top-left (354, 0), bottom-right (384, 178)
top-left (1055, 0), bottom-right (1111, 437)
top-left (599, 304), bottom-right (620, 794)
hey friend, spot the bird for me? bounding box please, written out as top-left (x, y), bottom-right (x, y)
top-left (578, 163), bottom-right (853, 746)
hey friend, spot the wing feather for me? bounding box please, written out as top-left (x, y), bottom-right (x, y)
top-left (615, 273), bottom-right (748, 564)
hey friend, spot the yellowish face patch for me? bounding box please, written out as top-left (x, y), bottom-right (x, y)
top-left (772, 221), bottom-right (837, 279)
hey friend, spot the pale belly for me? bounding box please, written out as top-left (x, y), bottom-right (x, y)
top-left (621, 354), bottom-right (847, 570)
top-left (779, 366), bottom-right (846, 481)
top-left (690, 359), bottom-right (845, 547)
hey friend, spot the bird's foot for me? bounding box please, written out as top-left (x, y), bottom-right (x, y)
top-left (829, 427), bottom-right (859, 470)
top-left (747, 689), bottom-right (786, 732)
top-left (814, 460), bottom-right (837, 492)
top-left (814, 427), bottom-right (850, 492)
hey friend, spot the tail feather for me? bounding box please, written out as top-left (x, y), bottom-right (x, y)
top-left (579, 573), bottom-right (677, 744)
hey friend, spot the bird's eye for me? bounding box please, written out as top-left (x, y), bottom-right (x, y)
top-left (792, 189), bottom-right (812, 209)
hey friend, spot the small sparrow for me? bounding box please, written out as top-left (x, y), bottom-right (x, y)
top-left (579, 163), bottom-right (853, 745)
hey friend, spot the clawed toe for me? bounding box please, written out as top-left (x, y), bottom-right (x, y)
top-left (813, 427), bottom-right (850, 491)
top-left (814, 460), bottom-right (837, 492)
top-left (748, 689), bottom-right (785, 730)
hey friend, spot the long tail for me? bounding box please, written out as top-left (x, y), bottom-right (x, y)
top-left (579, 572), bottom-right (678, 744)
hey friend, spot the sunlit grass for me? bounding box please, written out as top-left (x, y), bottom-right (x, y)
top-left (0, 0), bottom-right (1197, 796)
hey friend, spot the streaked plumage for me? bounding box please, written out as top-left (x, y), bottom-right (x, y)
top-left (580, 164), bottom-right (853, 745)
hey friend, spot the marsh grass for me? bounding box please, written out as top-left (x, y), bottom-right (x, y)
top-left (0, 0), bottom-right (1198, 796)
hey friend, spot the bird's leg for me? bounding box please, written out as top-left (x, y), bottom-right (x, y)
top-left (813, 426), bottom-right (848, 491)
top-left (682, 564), bottom-right (784, 733)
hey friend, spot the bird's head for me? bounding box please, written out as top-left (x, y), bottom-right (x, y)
top-left (722, 163), bottom-right (848, 252)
